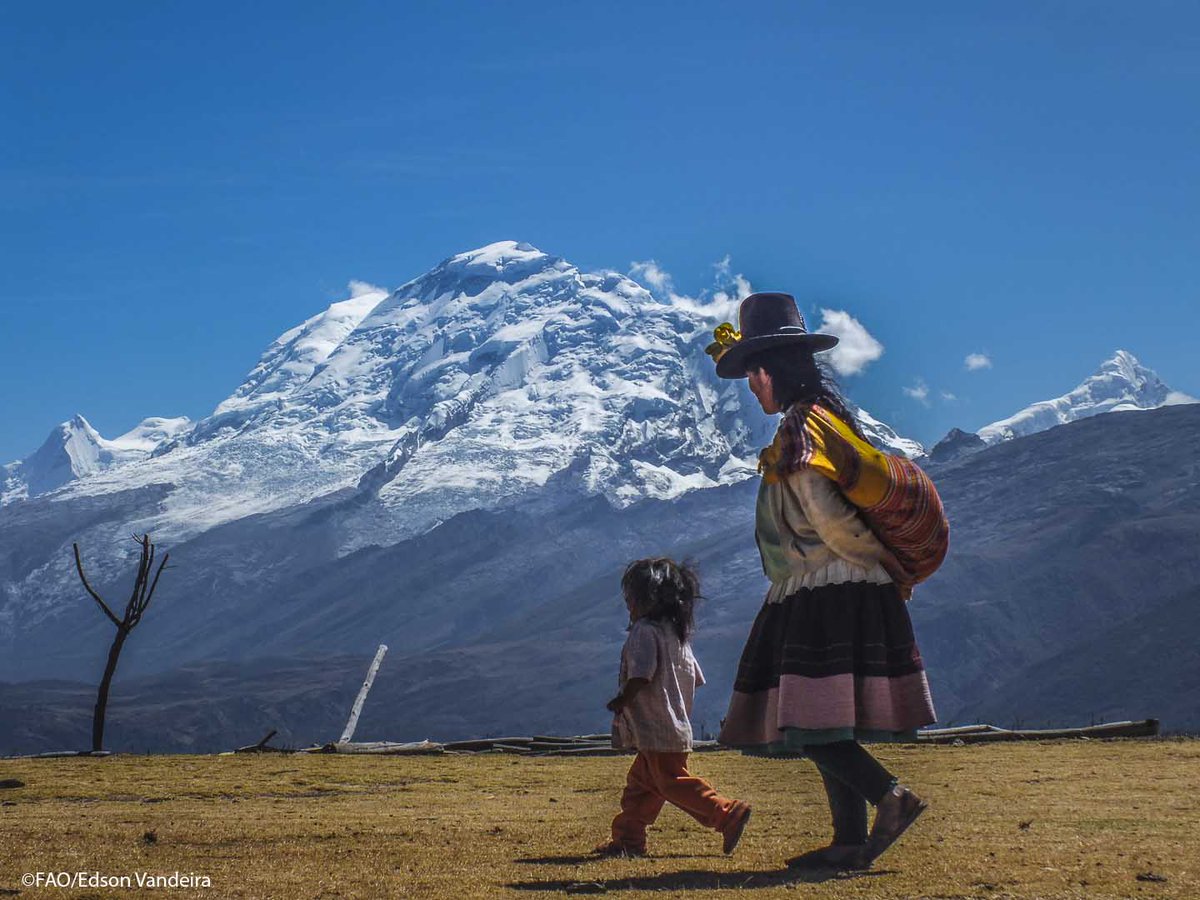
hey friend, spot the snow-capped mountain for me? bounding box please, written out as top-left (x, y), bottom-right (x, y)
top-left (111, 241), bottom-right (768, 542)
top-left (1, 415), bottom-right (190, 504)
top-left (977, 350), bottom-right (1196, 446)
top-left (852, 404), bottom-right (925, 458)
top-left (2, 241), bottom-right (919, 535)
top-left (0, 241), bottom-right (926, 655)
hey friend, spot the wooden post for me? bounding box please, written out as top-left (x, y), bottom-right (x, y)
top-left (339, 644), bottom-right (388, 744)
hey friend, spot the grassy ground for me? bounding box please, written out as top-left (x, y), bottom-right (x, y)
top-left (1, 740), bottom-right (1197, 899)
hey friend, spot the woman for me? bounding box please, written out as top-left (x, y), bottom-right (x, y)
top-left (710, 292), bottom-right (937, 871)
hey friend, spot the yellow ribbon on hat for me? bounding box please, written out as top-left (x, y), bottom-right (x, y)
top-left (705, 322), bottom-right (742, 363)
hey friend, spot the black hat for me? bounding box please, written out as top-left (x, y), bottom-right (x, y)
top-left (708, 292), bottom-right (838, 379)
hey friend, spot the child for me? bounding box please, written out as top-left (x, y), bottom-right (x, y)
top-left (594, 557), bottom-right (751, 858)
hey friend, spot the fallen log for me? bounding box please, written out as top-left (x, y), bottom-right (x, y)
top-left (527, 741), bottom-right (611, 752)
top-left (443, 737), bottom-right (535, 751)
top-left (1, 750), bottom-right (114, 760)
top-left (919, 724), bottom-right (1003, 736)
top-left (917, 720), bottom-right (1159, 744)
top-left (305, 740), bottom-right (442, 755)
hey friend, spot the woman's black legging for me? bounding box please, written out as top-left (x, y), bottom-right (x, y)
top-left (804, 741), bottom-right (898, 846)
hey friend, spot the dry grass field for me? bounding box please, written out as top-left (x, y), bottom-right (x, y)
top-left (1, 739), bottom-right (1197, 899)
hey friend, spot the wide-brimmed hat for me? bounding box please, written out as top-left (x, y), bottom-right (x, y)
top-left (707, 292), bottom-right (838, 379)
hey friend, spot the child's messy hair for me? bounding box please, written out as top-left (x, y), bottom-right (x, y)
top-left (621, 557), bottom-right (700, 643)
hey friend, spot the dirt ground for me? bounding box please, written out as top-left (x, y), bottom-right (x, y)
top-left (1, 739), bottom-right (1197, 898)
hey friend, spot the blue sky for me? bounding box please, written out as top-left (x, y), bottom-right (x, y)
top-left (3, 1), bottom-right (1197, 462)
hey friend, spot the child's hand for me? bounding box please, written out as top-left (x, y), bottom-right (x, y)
top-left (606, 694), bottom-right (626, 714)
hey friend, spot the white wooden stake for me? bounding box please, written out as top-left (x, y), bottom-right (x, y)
top-left (339, 644), bottom-right (388, 744)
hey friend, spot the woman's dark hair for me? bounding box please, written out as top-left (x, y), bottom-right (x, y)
top-left (744, 344), bottom-right (868, 441)
top-left (621, 557), bottom-right (699, 642)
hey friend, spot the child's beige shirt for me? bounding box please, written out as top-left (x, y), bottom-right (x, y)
top-left (612, 619), bottom-right (704, 753)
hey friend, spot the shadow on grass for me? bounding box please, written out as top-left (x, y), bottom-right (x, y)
top-left (508, 867), bottom-right (894, 891)
top-left (516, 854), bottom-right (703, 865)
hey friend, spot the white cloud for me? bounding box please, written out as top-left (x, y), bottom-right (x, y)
top-left (348, 279), bottom-right (388, 298)
top-left (940, 390), bottom-right (957, 402)
top-left (628, 260), bottom-right (675, 297)
top-left (965, 352), bottom-right (992, 371)
top-left (816, 309), bottom-right (885, 376)
top-left (903, 379), bottom-right (931, 407)
top-left (628, 256), bottom-right (751, 324)
top-left (1164, 390), bottom-right (1199, 406)
top-left (711, 255), bottom-right (752, 306)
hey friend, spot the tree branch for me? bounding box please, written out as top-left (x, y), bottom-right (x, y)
top-left (124, 535), bottom-right (151, 623)
top-left (139, 552), bottom-right (169, 619)
top-left (73, 543), bottom-right (121, 628)
top-left (143, 541), bottom-right (155, 604)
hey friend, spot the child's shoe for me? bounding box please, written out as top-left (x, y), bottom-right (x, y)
top-left (592, 840), bottom-right (647, 858)
top-left (721, 801), bottom-right (752, 854)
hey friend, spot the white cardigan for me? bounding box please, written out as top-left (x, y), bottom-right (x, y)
top-left (756, 467), bottom-right (893, 604)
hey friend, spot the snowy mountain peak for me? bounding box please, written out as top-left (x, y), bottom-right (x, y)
top-left (443, 240), bottom-right (552, 273)
top-left (2, 413), bottom-right (191, 503)
top-left (978, 350), bottom-right (1195, 445)
top-left (1102, 349), bottom-right (1141, 381)
top-left (18, 415), bottom-right (106, 493)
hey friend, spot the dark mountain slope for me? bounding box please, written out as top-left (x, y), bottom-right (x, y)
top-left (2, 404), bottom-right (1198, 753)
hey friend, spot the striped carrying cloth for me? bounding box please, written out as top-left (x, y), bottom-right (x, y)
top-left (762, 403), bottom-right (949, 590)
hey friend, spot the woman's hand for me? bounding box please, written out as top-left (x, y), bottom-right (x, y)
top-left (606, 695), bottom-right (627, 714)
top-left (877, 547), bottom-right (915, 599)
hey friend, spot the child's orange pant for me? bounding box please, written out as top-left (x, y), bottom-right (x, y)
top-left (611, 750), bottom-right (738, 850)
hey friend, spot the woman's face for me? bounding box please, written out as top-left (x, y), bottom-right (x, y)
top-left (747, 367), bottom-right (781, 414)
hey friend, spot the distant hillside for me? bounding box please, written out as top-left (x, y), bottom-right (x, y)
top-left (913, 402), bottom-right (1200, 724)
top-left (956, 585), bottom-right (1200, 730)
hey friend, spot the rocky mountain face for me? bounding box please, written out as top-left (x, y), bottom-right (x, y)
top-left (928, 427), bottom-right (986, 464)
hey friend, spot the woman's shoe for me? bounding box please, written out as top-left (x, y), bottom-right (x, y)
top-left (785, 843), bottom-right (870, 871)
top-left (721, 801), bottom-right (752, 854)
top-left (860, 786), bottom-right (927, 864)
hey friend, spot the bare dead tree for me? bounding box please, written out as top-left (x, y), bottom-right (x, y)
top-left (73, 534), bottom-right (170, 753)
